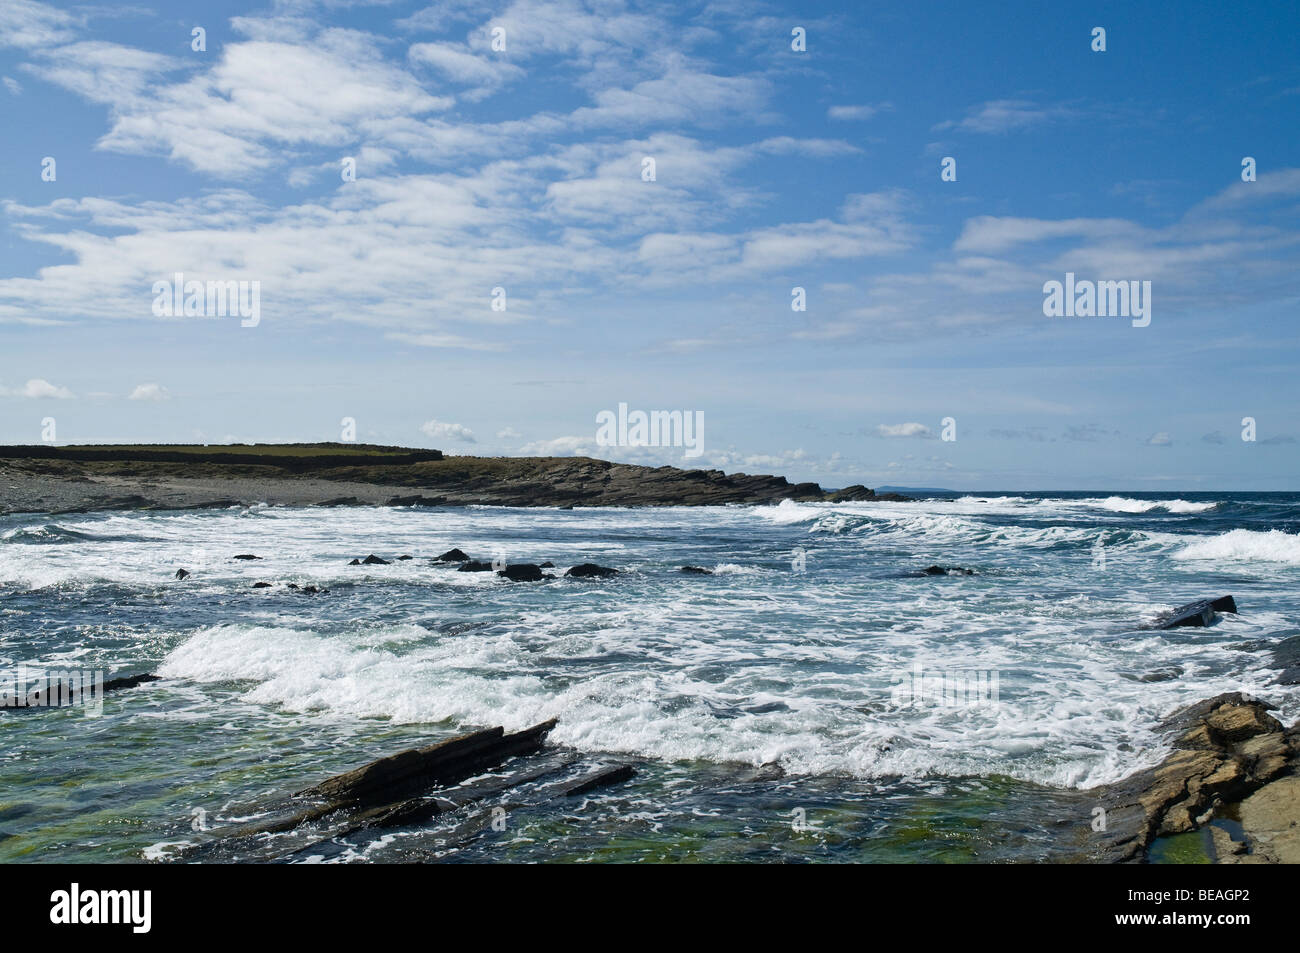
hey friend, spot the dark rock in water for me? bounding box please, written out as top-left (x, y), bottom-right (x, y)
top-left (566, 563), bottom-right (620, 578)
top-left (348, 558), bottom-right (361, 565)
top-left (680, 565), bottom-right (713, 575)
top-left (361, 554), bottom-right (389, 565)
top-left (1269, 635), bottom-right (1300, 685)
top-left (562, 764), bottom-right (636, 797)
top-left (101, 673), bottom-right (161, 693)
top-left (498, 564), bottom-right (547, 582)
top-left (921, 565), bottom-right (974, 576)
top-left (300, 585), bottom-right (326, 594)
top-left (251, 582), bottom-right (272, 589)
top-left (233, 554), bottom-right (262, 560)
top-left (458, 560), bottom-right (494, 572)
top-left (174, 568), bottom-right (190, 580)
top-left (299, 719), bottom-right (558, 808)
top-left (396, 555), bottom-right (414, 561)
top-left (435, 548), bottom-right (470, 562)
top-left (287, 584), bottom-right (300, 590)
top-left (539, 561), bottom-right (555, 568)
top-left (1156, 596), bottom-right (1238, 629)
top-left (1137, 667), bottom-right (1184, 683)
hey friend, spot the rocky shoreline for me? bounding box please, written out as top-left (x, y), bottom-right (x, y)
top-left (1089, 692), bottom-right (1300, 863)
top-left (0, 443), bottom-right (906, 513)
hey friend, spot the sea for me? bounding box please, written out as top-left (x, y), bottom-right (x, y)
top-left (1, 492), bottom-right (1297, 863)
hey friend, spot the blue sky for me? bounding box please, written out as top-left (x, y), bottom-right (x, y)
top-left (1, 0), bottom-right (1297, 490)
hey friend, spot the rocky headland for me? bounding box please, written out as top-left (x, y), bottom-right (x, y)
top-left (0, 443), bottom-right (908, 514)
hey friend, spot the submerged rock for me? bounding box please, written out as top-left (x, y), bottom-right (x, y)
top-left (233, 554), bottom-right (262, 560)
top-left (174, 568), bottom-right (190, 580)
top-left (251, 582), bottom-right (272, 589)
top-left (396, 555), bottom-right (414, 561)
top-left (680, 565), bottom-right (713, 575)
top-left (457, 560), bottom-right (494, 572)
top-left (498, 564), bottom-right (549, 582)
top-left (435, 548), bottom-right (470, 562)
top-left (1156, 595), bottom-right (1238, 629)
top-left (566, 563), bottom-right (620, 578)
top-left (361, 554), bottom-right (389, 565)
top-left (921, 565), bottom-right (974, 576)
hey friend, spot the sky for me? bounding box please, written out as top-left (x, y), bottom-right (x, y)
top-left (0, 0), bottom-right (1297, 490)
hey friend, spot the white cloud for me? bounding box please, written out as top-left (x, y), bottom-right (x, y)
top-left (420, 418), bottom-right (476, 443)
top-left (128, 382), bottom-right (170, 401)
top-left (934, 99), bottom-right (1074, 134)
top-left (877, 422), bottom-right (932, 438)
top-left (827, 103), bottom-right (887, 121)
top-left (518, 435), bottom-right (592, 456)
top-left (3, 76), bottom-right (21, 95)
top-left (15, 378), bottom-right (75, 399)
top-left (1147, 432), bottom-right (1173, 446)
top-left (496, 426), bottom-right (522, 439)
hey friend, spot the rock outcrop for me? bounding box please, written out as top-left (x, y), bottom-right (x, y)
top-left (1090, 693), bottom-right (1298, 862)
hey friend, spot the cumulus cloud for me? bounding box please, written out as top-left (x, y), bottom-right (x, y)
top-left (11, 378), bottom-right (75, 399)
top-left (128, 383), bottom-right (169, 401)
top-left (420, 419), bottom-right (476, 443)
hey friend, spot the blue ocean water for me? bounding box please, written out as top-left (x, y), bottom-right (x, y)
top-left (1, 492), bottom-right (1296, 862)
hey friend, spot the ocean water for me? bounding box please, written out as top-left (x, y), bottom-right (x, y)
top-left (1, 492), bottom-right (1297, 863)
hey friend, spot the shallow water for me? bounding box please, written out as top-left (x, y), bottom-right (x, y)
top-left (1, 493), bottom-right (1296, 862)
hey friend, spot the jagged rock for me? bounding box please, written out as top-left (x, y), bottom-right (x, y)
top-left (361, 554), bottom-right (389, 565)
top-left (233, 554), bottom-right (262, 560)
top-left (457, 560), bottom-right (494, 572)
top-left (252, 582), bottom-right (272, 588)
top-left (921, 565), bottom-right (974, 576)
top-left (566, 563), bottom-right (620, 578)
top-left (301, 720), bottom-right (558, 809)
top-left (174, 568), bottom-right (190, 580)
top-left (348, 558), bottom-right (361, 565)
top-left (1089, 693), bottom-right (1296, 862)
top-left (680, 566), bottom-right (713, 575)
top-left (498, 564), bottom-right (548, 582)
top-left (435, 548), bottom-right (470, 562)
top-left (1156, 595), bottom-right (1238, 629)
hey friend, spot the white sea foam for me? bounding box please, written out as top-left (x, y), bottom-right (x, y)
top-left (1173, 528), bottom-right (1300, 565)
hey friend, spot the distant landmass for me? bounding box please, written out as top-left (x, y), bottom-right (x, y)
top-left (0, 443), bottom-right (911, 513)
top-left (873, 485), bottom-right (959, 496)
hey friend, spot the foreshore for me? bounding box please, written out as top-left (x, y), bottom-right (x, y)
top-left (0, 443), bottom-right (907, 514)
